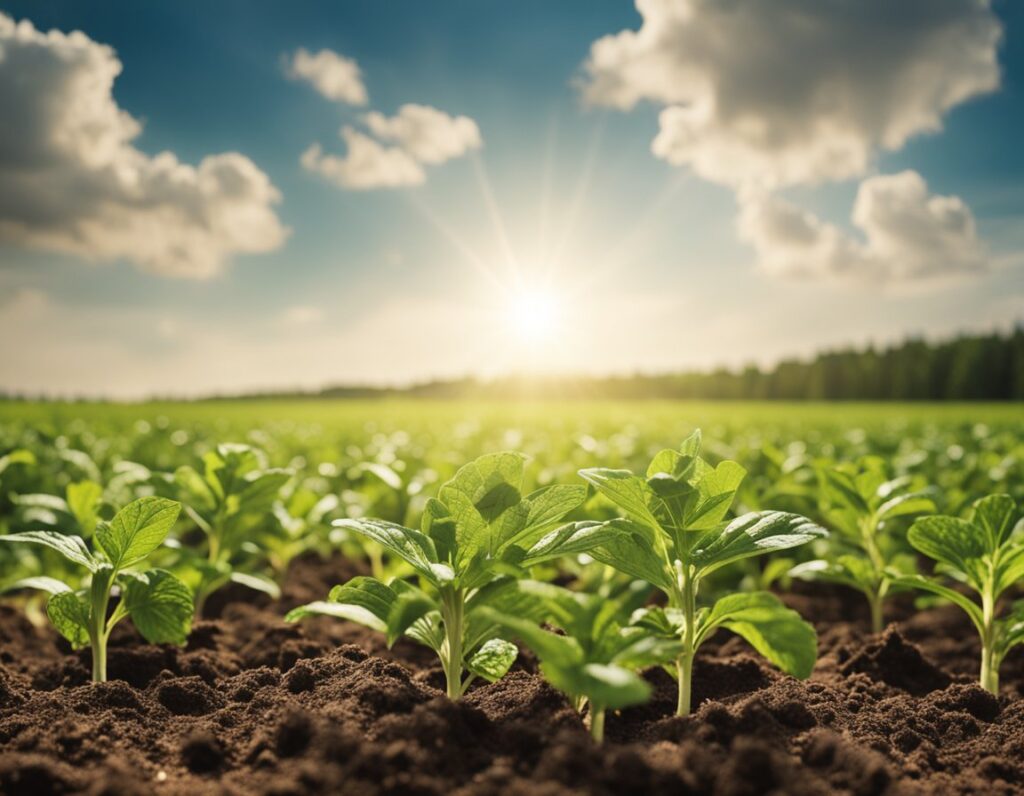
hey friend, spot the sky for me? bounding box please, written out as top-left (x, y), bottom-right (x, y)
top-left (0, 0), bottom-right (1022, 399)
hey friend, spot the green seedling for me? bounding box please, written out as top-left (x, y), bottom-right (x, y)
top-left (579, 430), bottom-right (825, 716)
top-left (481, 580), bottom-right (682, 742)
top-left (174, 443), bottom-right (291, 615)
top-left (288, 451), bottom-right (607, 699)
top-left (0, 497), bottom-right (192, 681)
top-left (893, 494), bottom-right (1024, 694)
top-left (790, 458), bottom-right (935, 633)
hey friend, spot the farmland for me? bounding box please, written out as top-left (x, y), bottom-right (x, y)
top-left (0, 399), bottom-right (1022, 794)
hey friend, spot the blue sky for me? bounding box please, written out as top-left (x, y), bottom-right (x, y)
top-left (0, 1), bottom-right (1022, 397)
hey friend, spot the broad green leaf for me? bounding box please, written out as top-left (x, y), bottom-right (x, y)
top-left (609, 630), bottom-right (684, 669)
top-left (629, 606), bottom-right (683, 637)
top-left (515, 484), bottom-right (587, 539)
top-left (237, 470), bottom-right (291, 513)
top-left (174, 465), bottom-right (217, 512)
top-left (692, 511), bottom-right (825, 577)
top-left (478, 608), bottom-right (582, 668)
top-left (820, 469), bottom-right (869, 514)
top-left (285, 600), bottom-right (387, 630)
top-left (908, 516), bottom-right (987, 588)
top-left (47, 590), bottom-right (92, 649)
top-left (689, 461), bottom-right (747, 530)
top-left (466, 638), bottom-right (519, 682)
top-left (876, 491), bottom-right (935, 521)
top-left (517, 521), bottom-right (619, 566)
top-left (890, 574), bottom-right (985, 633)
top-left (788, 555), bottom-right (878, 593)
top-left (678, 429), bottom-right (702, 458)
top-left (333, 518), bottom-right (439, 583)
top-left (0, 448), bottom-right (35, 477)
top-left (327, 576), bottom-right (397, 629)
top-left (421, 498), bottom-right (456, 563)
top-left (995, 546), bottom-right (1024, 595)
top-left (5, 576), bottom-right (72, 595)
top-left (228, 571), bottom-right (282, 599)
top-left (66, 481), bottom-right (102, 536)
top-left (571, 663), bottom-right (651, 710)
top-left (386, 588), bottom-right (436, 647)
top-left (973, 494), bottom-right (1017, 549)
top-left (361, 462), bottom-right (403, 490)
top-left (578, 468), bottom-right (662, 532)
top-left (124, 569), bottom-right (193, 645)
top-left (587, 519), bottom-right (673, 591)
top-left (0, 530), bottom-right (97, 571)
top-left (440, 452), bottom-right (527, 562)
top-left (96, 497), bottom-right (180, 569)
top-left (996, 602), bottom-right (1024, 661)
top-left (703, 592), bottom-right (817, 678)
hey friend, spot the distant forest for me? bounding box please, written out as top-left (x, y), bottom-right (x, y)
top-left (300, 328), bottom-right (1022, 402)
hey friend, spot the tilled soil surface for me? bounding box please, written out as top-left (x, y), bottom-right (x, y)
top-left (2, 554), bottom-right (1024, 795)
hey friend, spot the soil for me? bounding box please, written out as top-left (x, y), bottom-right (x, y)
top-left (2, 555), bottom-right (1024, 795)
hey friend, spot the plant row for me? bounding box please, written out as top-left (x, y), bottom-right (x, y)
top-left (1, 431), bottom-right (1021, 741)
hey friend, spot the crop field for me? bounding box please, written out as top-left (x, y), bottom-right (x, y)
top-left (0, 399), bottom-right (1021, 794)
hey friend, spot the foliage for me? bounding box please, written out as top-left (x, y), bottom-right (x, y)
top-left (173, 443), bottom-right (291, 615)
top-left (0, 497), bottom-right (192, 681)
top-left (579, 430), bottom-right (825, 715)
top-left (790, 457), bottom-right (936, 632)
top-left (481, 580), bottom-right (682, 741)
top-left (287, 451), bottom-right (600, 698)
top-left (893, 494), bottom-right (1024, 694)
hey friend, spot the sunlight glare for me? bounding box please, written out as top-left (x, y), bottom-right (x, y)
top-left (506, 288), bottom-right (561, 343)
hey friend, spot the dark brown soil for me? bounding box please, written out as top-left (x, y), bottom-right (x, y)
top-left (2, 556), bottom-right (1023, 795)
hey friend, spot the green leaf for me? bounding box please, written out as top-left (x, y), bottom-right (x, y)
top-left (0, 448), bottom-right (35, 477)
top-left (788, 555), bottom-right (878, 593)
top-left (517, 521), bottom-right (619, 566)
top-left (123, 569), bottom-right (193, 645)
top-left (237, 469), bottom-right (291, 513)
top-left (386, 587), bottom-right (437, 647)
top-left (333, 518), bottom-right (440, 583)
top-left (0, 530), bottom-right (97, 571)
top-left (876, 491), bottom-right (935, 521)
top-left (973, 494), bottom-right (1018, 549)
top-left (516, 484), bottom-right (587, 538)
top-left (578, 468), bottom-right (662, 532)
top-left (688, 461), bottom-right (746, 530)
top-left (629, 606), bottom-right (683, 637)
top-left (570, 663), bottom-right (651, 710)
top-left (174, 465), bottom-right (218, 512)
top-left (466, 638), bottom-right (519, 682)
top-left (5, 576), bottom-right (73, 595)
top-left (285, 600), bottom-right (386, 629)
top-left (908, 515), bottom-right (987, 589)
top-left (587, 519), bottom-right (673, 591)
top-left (228, 571), bottom-right (282, 599)
top-left (421, 498), bottom-right (457, 563)
top-left (692, 511), bottom-right (826, 577)
top-left (478, 607), bottom-right (582, 668)
top-left (96, 497), bottom-right (180, 569)
top-left (66, 481), bottom-right (103, 536)
top-left (820, 469), bottom-right (870, 514)
top-left (702, 592), bottom-right (817, 678)
top-left (889, 574), bottom-right (985, 633)
top-left (46, 590), bottom-right (92, 649)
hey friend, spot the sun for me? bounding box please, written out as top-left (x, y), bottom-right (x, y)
top-left (505, 288), bottom-right (561, 343)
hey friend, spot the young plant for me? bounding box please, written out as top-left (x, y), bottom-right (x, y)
top-left (288, 452), bottom-right (605, 699)
top-left (481, 580), bottom-right (682, 742)
top-left (173, 443), bottom-right (291, 614)
top-left (893, 494), bottom-right (1024, 694)
top-left (579, 430), bottom-right (825, 716)
top-left (790, 458), bottom-right (936, 632)
top-left (0, 497), bottom-right (192, 681)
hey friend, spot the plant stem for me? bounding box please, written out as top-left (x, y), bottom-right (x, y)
top-left (440, 589), bottom-right (464, 699)
top-left (675, 561), bottom-right (697, 717)
top-left (867, 588), bottom-right (884, 634)
top-left (980, 589), bottom-right (999, 695)
top-left (89, 570), bottom-right (113, 683)
top-left (589, 705), bottom-right (606, 743)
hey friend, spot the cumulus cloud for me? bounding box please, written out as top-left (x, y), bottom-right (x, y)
top-left (286, 47), bottom-right (367, 106)
top-left (364, 104), bottom-right (482, 165)
top-left (738, 171), bottom-right (987, 284)
top-left (581, 0), bottom-right (1001, 189)
top-left (0, 12), bottom-right (288, 278)
top-left (301, 128), bottom-right (425, 190)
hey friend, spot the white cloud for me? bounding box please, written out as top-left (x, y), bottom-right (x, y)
top-left (581, 0), bottom-right (1001, 190)
top-left (286, 47), bottom-right (367, 105)
top-left (0, 12), bottom-right (288, 278)
top-left (301, 128), bottom-right (425, 190)
top-left (738, 171), bottom-right (987, 284)
top-left (364, 104), bottom-right (482, 165)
